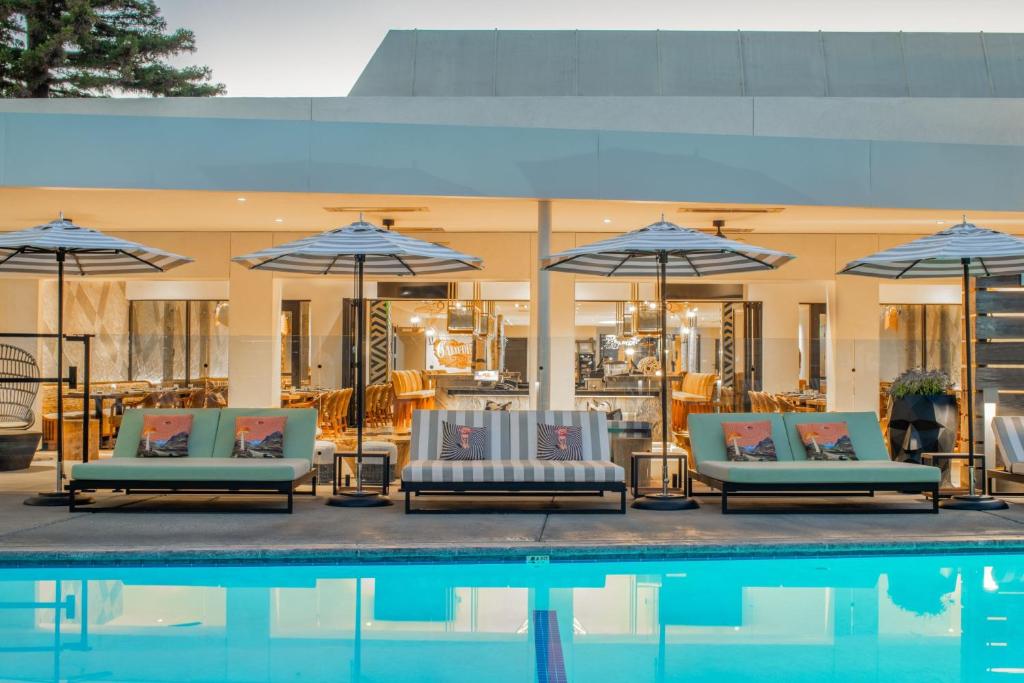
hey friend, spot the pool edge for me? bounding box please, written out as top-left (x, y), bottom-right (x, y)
top-left (1, 537), bottom-right (1023, 567)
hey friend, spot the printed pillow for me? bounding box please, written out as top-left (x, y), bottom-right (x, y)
top-left (797, 422), bottom-right (858, 461)
top-left (722, 421), bottom-right (777, 462)
top-left (440, 422), bottom-right (489, 460)
top-left (233, 416), bottom-right (287, 458)
top-left (137, 414), bottom-right (193, 458)
top-left (537, 423), bottom-right (584, 461)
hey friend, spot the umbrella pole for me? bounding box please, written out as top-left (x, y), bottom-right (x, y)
top-left (27, 251), bottom-right (86, 506)
top-left (328, 254), bottom-right (391, 508)
top-left (632, 252), bottom-right (698, 511)
top-left (940, 259), bottom-right (1007, 510)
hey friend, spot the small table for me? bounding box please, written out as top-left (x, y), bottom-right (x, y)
top-left (631, 450), bottom-right (688, 498)
top-left (921, 452), bottom-right (986, 497)
top-left (333, 450), bottom-right (392, 496)
top-left (66, 391), bottom-right (130, 447)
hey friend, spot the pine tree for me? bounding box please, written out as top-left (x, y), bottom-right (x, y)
top-left (0, 0), bottom-right (224, 97)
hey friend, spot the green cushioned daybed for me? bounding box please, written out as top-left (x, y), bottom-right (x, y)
top-left (687, 411), bottom-right (940, 513)
top-left (69, 408), bottom-right (318, 513)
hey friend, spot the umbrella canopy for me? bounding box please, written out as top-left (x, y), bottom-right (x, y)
top-left (234, 219), bottom-right (482, 508)
top-left (543, 220), bottom-right (794, 275)
top-left (840, 221), bottom-right (1024, 279)
top-left (840, 220), bottom-right (1024, 511)
top-left (232, 220), bottom-right (482, 275)
top-left (544, 219), bottom-right (794, 510)
top-left (0, 218), bottom-right (193, 274)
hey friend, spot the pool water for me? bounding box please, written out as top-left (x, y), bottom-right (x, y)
top-left (0, 552), bottom-right (1020, 682)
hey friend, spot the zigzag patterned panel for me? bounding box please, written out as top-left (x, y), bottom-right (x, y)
top-left (721, 302), bottom-right (735, 389)
top-left (367, 301), bottom-right (391, 385)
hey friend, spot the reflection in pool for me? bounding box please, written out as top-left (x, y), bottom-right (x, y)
top-left (0, 553), bottom-right (1019, 682)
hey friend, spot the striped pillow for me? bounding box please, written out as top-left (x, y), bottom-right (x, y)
top-left (537, 423), bottom-right (584, 461)
top-left (440, 422), bottom-right (489, 461)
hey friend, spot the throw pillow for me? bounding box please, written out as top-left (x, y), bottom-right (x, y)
top-left (722, 421), bottom-right (777, 461)
top-left (537, 423), bottom-right (584, 461)
top-left (137, 414), bottom-right (193, 458)
top-left (233, 416), bottom-right (287, 458)
top-left (797, 422), bottom-right (858, 461)
top-left (440, 422), bottom-right (489, 460)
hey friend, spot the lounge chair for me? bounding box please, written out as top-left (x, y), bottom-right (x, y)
top-left (688, 411), bottom-right (940, 513)
top-left (401, 410), bottom-right (626, 513)
top-left (988, 416), bottom-right (1024, 495)
top-left (68, 408), bottom-right (317, 512)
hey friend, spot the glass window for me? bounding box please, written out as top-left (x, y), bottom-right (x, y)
top-left (880, 304), bottom-right (961, 382)
top-left (129, 300), bottom-right (228, 385)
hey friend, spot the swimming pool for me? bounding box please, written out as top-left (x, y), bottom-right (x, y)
top-left (0, 552), bottom-right (1019, 682)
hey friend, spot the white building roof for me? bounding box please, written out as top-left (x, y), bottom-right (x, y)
top-left (350, 30), bottom-right (1024, 98)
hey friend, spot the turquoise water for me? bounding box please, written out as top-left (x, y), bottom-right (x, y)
top-left (0, 553), bottom-right (1020, 682)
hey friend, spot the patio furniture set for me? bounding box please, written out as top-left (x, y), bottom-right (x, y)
top-left (59, 404), bottom-right (977, 514)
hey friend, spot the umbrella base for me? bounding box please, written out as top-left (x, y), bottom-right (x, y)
top-left (24, 491), bottom-right (91, 507)
top-left (939, 494), bottom-right (1009, 511)
top-left (326, 491), bottom-right (393, 508)
top-left (632, 493), bottom-right (699, 511)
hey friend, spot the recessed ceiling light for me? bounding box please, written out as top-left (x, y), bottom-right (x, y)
top-left (274, 218), bottom-right (284, 223)
top-left (936, 220), bottom-right (946, 224)
top-left (237, 197), bottom-right (247, 203)
top-left (603, 218), bottom-right (612, 224)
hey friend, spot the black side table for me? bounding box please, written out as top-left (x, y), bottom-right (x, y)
top-left (631, 450), bottom-right (687, 498)
top-left (333, 450), bottom-right (392, 495)
top-left (921, 452), bottom-right (986, 497)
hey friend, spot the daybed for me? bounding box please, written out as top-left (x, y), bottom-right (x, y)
top-left (68, 408), bottom-right (317, 513)
top-left (688, 411), bottom-right (940, 513)
top-left (401, 410), bottom-right (626, 513)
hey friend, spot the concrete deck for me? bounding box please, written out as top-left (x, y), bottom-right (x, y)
top-left (3, 458), bottom-right (1024, 565)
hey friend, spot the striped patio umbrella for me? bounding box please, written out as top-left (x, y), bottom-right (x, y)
top-left (842, 220), bottom-right (1024, 511)
top-left (0, 217), bottom-right (193, 506)
top-left (234, 219), bottom-right (483, 508)
top-left (545, 219), bottom-right (795, 511)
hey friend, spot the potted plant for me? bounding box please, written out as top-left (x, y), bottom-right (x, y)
top-left (887, 369), bottom-right (958, 463)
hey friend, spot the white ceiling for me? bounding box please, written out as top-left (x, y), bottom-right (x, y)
top-left (3, 187), bottom-right (1023, 235)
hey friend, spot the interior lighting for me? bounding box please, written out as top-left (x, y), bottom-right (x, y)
top-left (274, 218), bottom-right (284, 223)
top-left (237, 197), bottom-right (247, 203)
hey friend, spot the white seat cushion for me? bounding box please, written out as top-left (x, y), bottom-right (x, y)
top-left (402, 460), bottom-right (624, 484)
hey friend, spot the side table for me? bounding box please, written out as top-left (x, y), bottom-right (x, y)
top-left (631, 450), bottom-right (687, 498)
top-left (334, 450), bottom-right (392, 496)
top-left (921, 452), bottom-right (986, 497)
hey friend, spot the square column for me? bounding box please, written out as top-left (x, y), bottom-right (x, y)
top-left (529, 201), bottom-right (575, 410)
top-left (830, 236), bottom-right (881, 412)
top-left (229, 234), bottom-right (283, 407)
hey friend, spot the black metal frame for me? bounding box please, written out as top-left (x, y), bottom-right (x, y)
top-left (402, 481), bottom-right (627, 514)
top-left (987, 469), bottom-right (1024, 496)
top-left (689, 469), bottom-right (940, 514)
top-left (630, 452), bottom-right (687, 497)
top-left (68, 470), bottom-right (317, 513)
top-left (334, 450), bottom-right (391, 495)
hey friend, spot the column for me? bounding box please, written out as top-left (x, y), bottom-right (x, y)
top-left (535, 200), bottom-right (552, 410)
top-left (229, 234), bottom-right (282, 407)
top-left (829, 236), bottom-right (881, 412)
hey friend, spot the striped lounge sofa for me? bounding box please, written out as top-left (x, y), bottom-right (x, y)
top-left (989, 415), bottom-right (1024, 495)
top-left (401, 410), bottom-right (626, 513)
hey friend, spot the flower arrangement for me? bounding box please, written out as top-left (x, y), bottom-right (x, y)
top-left (888, 369), bottom-right (953, 399)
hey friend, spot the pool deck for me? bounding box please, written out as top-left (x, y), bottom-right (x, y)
top-left (2, 461), bottom-right (1024, 565)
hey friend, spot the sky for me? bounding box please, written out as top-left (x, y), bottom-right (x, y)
top-left (158, 0), bottom-right (1024, 97)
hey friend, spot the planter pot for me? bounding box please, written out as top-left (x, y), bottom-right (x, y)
top-left (887, 394), bottom-right (958, 463)
top-left (0, 430), bottom-right (41, 471)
